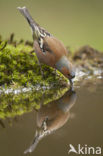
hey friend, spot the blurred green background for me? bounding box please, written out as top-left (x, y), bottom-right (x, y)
top-left (0, 0), bottom-right (103, 51)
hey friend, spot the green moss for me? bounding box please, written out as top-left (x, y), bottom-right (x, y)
top-left (0, 87), bottom-right (68, 119)
top-left (0, 36), bottom-right (69, 119)
top-left (0, 39), bottom-right (68, 88)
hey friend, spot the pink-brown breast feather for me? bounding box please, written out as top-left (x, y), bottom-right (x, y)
top-left (34, 36), bottom-right (67, 67)
top-left (34, 40), bottom-right (55, 67)
top-left (44, 36), bottom-right (67, 60)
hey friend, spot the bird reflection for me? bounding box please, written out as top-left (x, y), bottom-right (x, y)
top-left (24, 88), bottom-right (77, 154)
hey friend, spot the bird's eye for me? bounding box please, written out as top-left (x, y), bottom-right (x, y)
top-left (67, 73), bottom-right (70, 76)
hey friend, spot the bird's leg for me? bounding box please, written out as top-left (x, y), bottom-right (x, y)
top-left (37, 59), bottom-right (44, 78)
top-left (54, 68), bottom-right (57, 78)
top-left (53, 68), bottom-right (58, 79)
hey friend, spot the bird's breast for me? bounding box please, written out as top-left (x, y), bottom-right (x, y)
top-left (34, 36), bottom-right (68, 68)
top-left (34, 41), bottom-right (56, 67)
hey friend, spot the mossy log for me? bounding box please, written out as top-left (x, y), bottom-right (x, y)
top-left (0, 37), bottom-right (68, 88)
top-left (0, 87), bottom-right (68, 119)
top-left (0, 35), bottom-right (69, 119)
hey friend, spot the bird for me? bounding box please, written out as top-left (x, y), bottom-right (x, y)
top-left (17, 6), bottom-right (75, 86)
top-left (24, 88), bottom-right (77, 154)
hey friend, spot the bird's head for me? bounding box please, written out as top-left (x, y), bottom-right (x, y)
top-left (55, 56), bottom-right (75, 82)
top-left (60, 64), bottom-right (75, 80)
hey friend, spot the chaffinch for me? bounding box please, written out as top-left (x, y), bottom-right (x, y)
top-left (18, 7), bottom-right (75, 86)
top-left (24, 88), bottom-right (76, 153)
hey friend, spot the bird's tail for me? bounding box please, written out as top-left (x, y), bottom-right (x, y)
top-left (24, 128), bottom-right (50, 154)
top-left (17, 6), bottom-right (40, 39)
top-left (24, 130), bottom-right (41, 154)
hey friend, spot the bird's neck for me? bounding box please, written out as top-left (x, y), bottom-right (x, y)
top-left (55, 56), bottom-right (69, 71)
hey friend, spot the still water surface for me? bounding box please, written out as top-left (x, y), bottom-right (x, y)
top-left (0, 83), bottom-right (103, 156)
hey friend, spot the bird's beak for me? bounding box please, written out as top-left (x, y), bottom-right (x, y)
top-left (70, 71), bottom-right (75, 79)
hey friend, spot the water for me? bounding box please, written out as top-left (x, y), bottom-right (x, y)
top-left (0, 80), bottom-right (103, 156)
